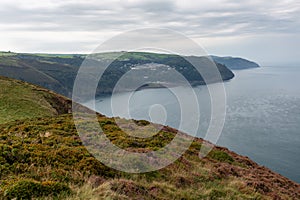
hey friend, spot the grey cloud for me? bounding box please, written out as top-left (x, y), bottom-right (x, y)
top-left (0, 0), bottom-right (299, 37)
top-left (121, 0), bottom-right (175, 12)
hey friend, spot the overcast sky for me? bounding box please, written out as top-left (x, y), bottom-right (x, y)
top-left (0, 0), bottom-right (299, 65)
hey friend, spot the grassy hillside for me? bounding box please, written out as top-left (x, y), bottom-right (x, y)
top-left (0, 77), bottom-right (299, 199)
top-left (0, 76), bottom-right (71, 124)
top-left (1, 115), bottom-right (300, 199)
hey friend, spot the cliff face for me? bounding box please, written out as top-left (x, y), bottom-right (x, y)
top-left (0, 76), bottom-right (299, 199)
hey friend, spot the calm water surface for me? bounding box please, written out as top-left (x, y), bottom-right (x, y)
top-left (85, 66), bottom-right (300, 183)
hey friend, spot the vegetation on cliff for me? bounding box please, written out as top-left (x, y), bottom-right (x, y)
top-left (0, 76), bottom-right (298, 199)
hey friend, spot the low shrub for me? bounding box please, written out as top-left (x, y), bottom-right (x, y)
top-left (208, 150), bottom-right (234, 163)
top-left (3, 179), bottom-right (71, 199)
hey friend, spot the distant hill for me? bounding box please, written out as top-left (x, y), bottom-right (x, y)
top-left (0, 76), bottom-right (299, 199)
top-left (211, 56), bottom-right (260, 70)
top-left (0, 52), bottom-right (83, 97)
top-left (0, 51), bottom-right (237, 97)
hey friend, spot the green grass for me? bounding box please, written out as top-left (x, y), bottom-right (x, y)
top-left (33, 53), bottom-right (85, 59)
top-left (0, 51), bottom-right (17, 57)
top-left (0, 76), bottom-right (69, 124)
top-left (90, 51), bottom-right (177, 61)
top-left (208, 150), bottom-right (234, 163)
top-left (0, 50), bottom-right (85, 59)
top-left (118, 51), bottom-right (177, 61)
top-left (3, 179), bottom-right (71, 199)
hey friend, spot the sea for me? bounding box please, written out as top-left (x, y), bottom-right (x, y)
top-left (84, 66), bottom-right (300, 183)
